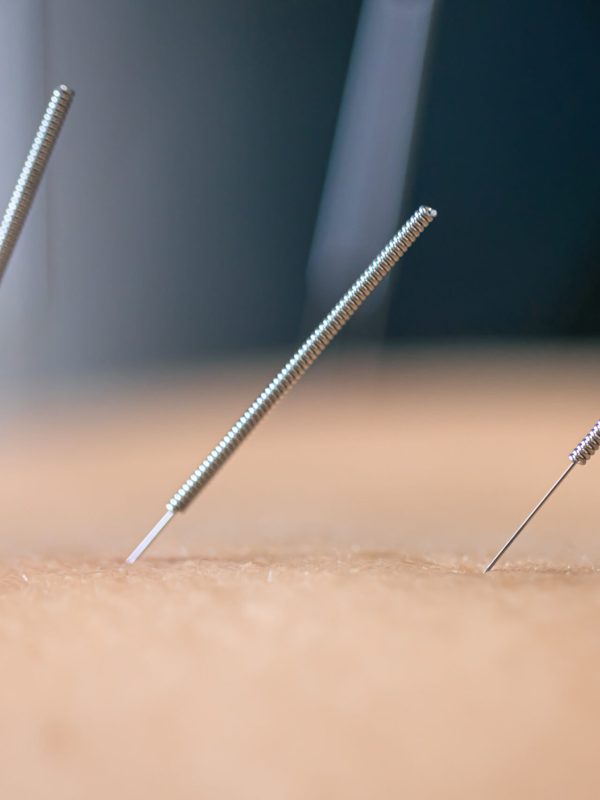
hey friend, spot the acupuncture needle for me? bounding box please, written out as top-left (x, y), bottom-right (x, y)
top-left (0, 85), bottom-right (74, 284)
top-left (484, 419), bottom-right (600, 573)
top-left (126, 205), bottom-right (437, 563)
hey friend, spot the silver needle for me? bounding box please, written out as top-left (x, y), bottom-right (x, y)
top-left (125, 510), bottom-right (174, 565)
top-left (0, 85), bottom-right (74, 283)
top-left (484, 419), bottom-right (600, 573)
top-left (126, 205), bottom-right (437, 563)
top-left (484, 462), bottom-right (575, 573)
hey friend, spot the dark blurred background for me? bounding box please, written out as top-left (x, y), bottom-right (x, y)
top-left (0, 0), bottom-right (598, 382)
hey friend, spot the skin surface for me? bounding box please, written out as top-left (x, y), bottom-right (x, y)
top-left (1, 347), bottom-right (599, 798)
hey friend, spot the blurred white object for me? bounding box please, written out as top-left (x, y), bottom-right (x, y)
top-left (307, 0), bottom-right (436, 316)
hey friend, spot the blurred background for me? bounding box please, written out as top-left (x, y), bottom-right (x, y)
top-left (0, 0), bottom-right (598, 389)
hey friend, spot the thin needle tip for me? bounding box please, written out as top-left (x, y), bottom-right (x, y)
top-left (125, 509), bottom-right (174, 565)
top-left (483, 461), bottom-right (576, 575)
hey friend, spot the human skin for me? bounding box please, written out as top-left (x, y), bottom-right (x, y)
top-left (1, 347), bottom-right (599, 798)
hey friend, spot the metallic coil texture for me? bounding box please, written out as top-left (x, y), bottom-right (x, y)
top-left (0, 85), bottom-right (74, 282)
top-left (569, 420), bottom-right (600, 465)
top-left (167, 205), bottom-right (437, 512)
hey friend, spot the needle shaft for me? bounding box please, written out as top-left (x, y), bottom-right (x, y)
top-left (0, 85), bottom-right (74, 283)
top-left (484, 461), bottom-right (576, 573)
top-left (126, 205), bottom-right (437, 563)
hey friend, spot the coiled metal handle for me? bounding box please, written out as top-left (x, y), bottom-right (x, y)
top-left (569, 420), bottom-right (600, 465)
top-left (0, 85), bottom-right (74, 282)
top-left (167, 205), bottom-right (437, 512)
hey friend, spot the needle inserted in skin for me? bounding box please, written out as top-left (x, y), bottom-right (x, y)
top-left (125, 510), bottom-right (174, 564)
top-left (484, 420), bottom-right (600, 573)
top-left (484, 462), bottom-right (575, 573)
top-left (125, 205), bottom-right (437, 564)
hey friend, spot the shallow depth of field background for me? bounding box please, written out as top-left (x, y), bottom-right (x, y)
top-left (0, 0), bottom-right (598, 386)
